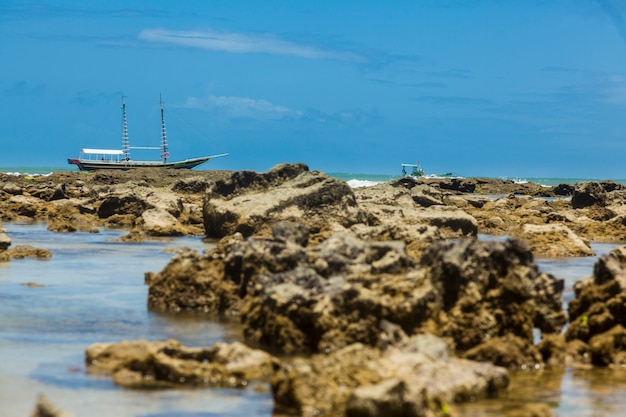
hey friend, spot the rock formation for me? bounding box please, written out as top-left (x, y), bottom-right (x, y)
top-left (147, 220), bottom-right (566, 370)
top-left (6, 165), bottom-right (626, 416)
top-left (565, 245), bottom-right (626, 366)
top-left (203, 163), bottom-right (366, 242)
top-left (85, 339), bottom-right (280, 388)
top-left (272, 334), bottom-right (509, 417)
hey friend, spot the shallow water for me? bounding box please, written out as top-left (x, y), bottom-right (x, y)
top-left (455, 242), bottom-right (626, 416)
top-left (0, 223), bottom-right (273, 417)
top-left (1, 225), bottom-right (626, 416)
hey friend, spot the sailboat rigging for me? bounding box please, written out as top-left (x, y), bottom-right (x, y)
top-left (67, 96), bottom-right (227, 171)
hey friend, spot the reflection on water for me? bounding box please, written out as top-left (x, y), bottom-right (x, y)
top-left (456, 366), bottom-right (626, 416)
top-left (0, 223), bottom-right (271, 417)
top-left (457, 241), bottom-right (626, 416)
top-left (1, 224), bottom-right (626, 416)
top-left (536, 242), bottom-right (617, 309)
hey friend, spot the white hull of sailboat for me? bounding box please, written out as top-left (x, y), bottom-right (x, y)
top-left (68, 154), bottom-right (227, 172)
top-left (67, 96), bottom-right (227, 171)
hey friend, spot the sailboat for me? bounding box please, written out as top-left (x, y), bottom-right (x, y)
top-left (67, 96), bottom-right (228, 171)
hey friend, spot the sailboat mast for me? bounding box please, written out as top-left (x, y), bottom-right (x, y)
top-left (160, 94), bottom-right (168, 163)
top-left (121, 96), bottom-right (130, 161)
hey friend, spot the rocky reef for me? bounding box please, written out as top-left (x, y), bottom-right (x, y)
top-left (565, 245), bottom-right (626, 367)
top-left (85, 339), bottom-right (280, 388)
top-left (6, 164), bottom-right (626, 416)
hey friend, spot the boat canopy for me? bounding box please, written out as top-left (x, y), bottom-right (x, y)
top-left (81, 149), bottom-right (124, 155)
top-left (401, 162), bottom-right (425, 177)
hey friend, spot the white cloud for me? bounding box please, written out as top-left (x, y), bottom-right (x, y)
top-left (138, 28), bottom-right (363, 62)
top-left (181, 94), bottom-right (303, 120)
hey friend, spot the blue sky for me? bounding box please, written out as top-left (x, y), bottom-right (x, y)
top-left (2, 1), bottom-right (626, 178)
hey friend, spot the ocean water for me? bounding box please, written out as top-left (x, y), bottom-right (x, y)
top-left (2, 165), bottom-right (626, 189)
top-left (2, 168), bottom-right (626, 416)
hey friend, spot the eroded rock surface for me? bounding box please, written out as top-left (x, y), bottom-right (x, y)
top-left (0, 244), bottom-right (51, 262)
top-left (147, 222), bottom-right (565, 370)
top-left (272, 334), bottom-right (509, 417)
top-left (85, 339), bottom-right (280, 388)
top-left (0, 168), bottom-right (233, 238)
top-left (203, 163), bottom-right (365, 241)
top-left (565, 245), bottom-right (626, 366)
top-left (30, 394), bottom-right (71, 417)
top-left (517, 223), bottom-right (595, 257)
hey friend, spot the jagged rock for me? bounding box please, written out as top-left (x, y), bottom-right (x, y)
top-left (0, 170), bottom-right (233, 236)
top-left (97, 191), bottom-right (148, 218)
top-left (565, 245), bottom-right (626, 366)
top-left (95, 183), bottom-right (184, 218)
top-left (204, 163), bottom-right (365, 240)
top-left (182, 202), bottom-right (204, 225)
top-left (46, 202), bottom-right (98, 233)
top-left (2, 182), bottom-right (22, 195)
top-left (571, 182), bottom-right (609, 208)
top-left (146, 247), bottom-right (240, 313)
top-left (272, 221), bottom-right (310, 246)
top-left (242, 234), bottom-right (565, 362)
top-left (0, 233), bottom-right (11, 250)
top-left (207, 162), bottom-right (308, 197)
top-left (144, 190), bottom-right (184, 217)
top-left (419, 238), bottom-right (565, 353)
top-left (412, 207), bottom-right (478, 236)
top-left (148, 226), bottom-right (564, 366)
top-left (4, 168), bottom-right (626, 248)
top-left (426, 177), bottom-right (477, 193)
top-left (171, 176), bottom-right (211, 193)
top-left (463, 334), bottom-right (543, 370)
top-left (8, 195), bottom-right (42, 217)
top-left (349, 223), bottom-right (442, 260)
top-left (588, 324), bottom-right (626, 366)
top-left (85, 339), bottom-right (280, 388)
top-left (117, 229), bottom-right (149, 242)
top-left (536, 334), bottom-right (567, 368)
top-left (409, 184), bottom-right (444, 207)
top-left (240, 231), bottom-right (421, 353)
top-left (554, 183), bottom-right (575, 196)
top-left (354, 182), bottom-right (478, 238)
top-left (272, 335), bottom-right (509, 417)
top-left (444, 194), bottom-right (491, 209)
top-left (141, 208), bottom-right (186, 236)
top-left (29, 394), bottom-right (71, 417)
top-left (29, 183), bottom-right (68, 201)
top-left (0, 244), bottom-right (52, 261)
top-left (517, 223), bottom-right (594, 257)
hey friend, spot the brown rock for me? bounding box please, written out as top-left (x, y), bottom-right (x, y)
top-left (272, 335), bottom-right (508, 417)
top-left (146, 247), bottom-right (238, 313)
top-left (565, 245), bottom-right (626, 366)
top-left (571, 181), bottom-right (610, 208)
top-left (141, 208), bottom-right (186, 236)
top-left (203, 163), bottom-right (365, 240)
top-left (463, 334), bottom-right (543, 370)
top-left (516, 223), bottom-right (594, 257)
top-left (29, 394), bottom-right (71, 417)
top-left (0, 232), bottom-right (11, 250)
top-left (85, 339), bottom-right (280, 388)
top-left (3, 244), bottom-right (52, 260)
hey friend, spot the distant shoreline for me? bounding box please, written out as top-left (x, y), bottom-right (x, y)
top-left (1, 166), bottom-right (625, 188)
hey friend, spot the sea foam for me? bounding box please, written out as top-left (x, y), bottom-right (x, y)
top-left (346, 179), bottom-right (384, 188)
